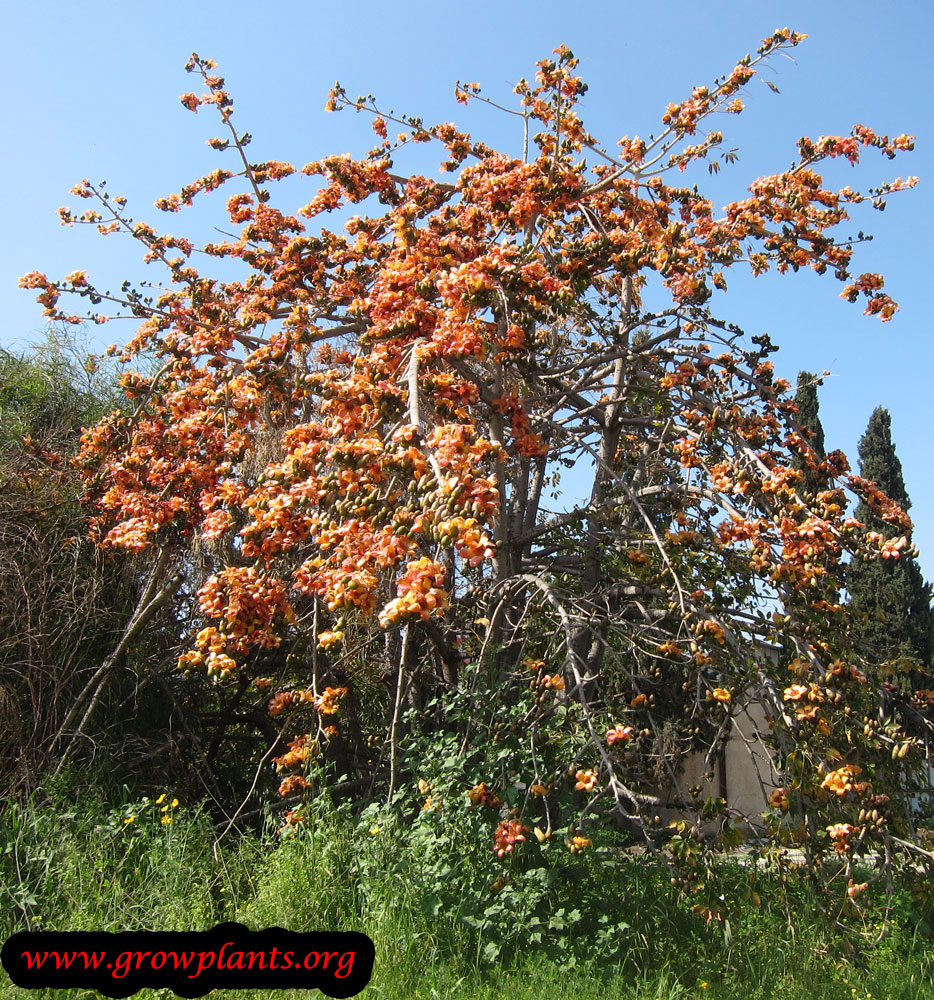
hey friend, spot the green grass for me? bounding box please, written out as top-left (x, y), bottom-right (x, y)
top-left (0, 787), bottom-right (931, 1000)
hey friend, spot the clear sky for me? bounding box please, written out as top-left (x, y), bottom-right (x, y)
top-left (3, 0), bottom-right (932, 573)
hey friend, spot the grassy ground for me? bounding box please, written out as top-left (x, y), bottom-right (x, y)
top-left (0, 785), bottom-right (931, 1000)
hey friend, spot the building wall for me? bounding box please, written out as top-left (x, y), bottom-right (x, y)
top-left (652, 682), bottom-right (780, 829)
top-left (723, 692), bottom-right (780, 821)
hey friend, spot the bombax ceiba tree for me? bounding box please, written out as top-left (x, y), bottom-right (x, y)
top-left (22, 28), bottom-right (931, 921)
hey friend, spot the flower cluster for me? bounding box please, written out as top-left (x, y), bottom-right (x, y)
top-left (468, 782), bottom-right (503, 809)
top-left (156, 793), bottom-right (180, 826)
top-left (437, 516), bottom-right (496, 566)
top-left (541, 674), bottom-right (565, 691)
top-left (493, 819), bottom-right (528, 858)
top-left (821, 764), bottom-right (865, 798)
top-left (826, 823), bottom-right (858, 853)
top-left (378, 558), bottom-right (449, 626)
top-left (279, 775), bottom-right (311, 796)
top-left (196, 567), bottom-right (294, 653)
top-left (274, 735), bottom-right (314, 772)
top-left (315, 686), bottom-right (348, 715)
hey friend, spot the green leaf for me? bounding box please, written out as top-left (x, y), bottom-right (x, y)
top-left (481, 940), bottom-right (502, 963)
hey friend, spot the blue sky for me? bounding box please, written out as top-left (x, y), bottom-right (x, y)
top-left (3, 0), bottom-right (932, 574)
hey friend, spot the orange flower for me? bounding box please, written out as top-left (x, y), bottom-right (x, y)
top-left (575, 769), bottom-right (598, 791)
top-left (468, 781), bottom-right (502, 809)
top-left (268, 691), bottom-right (297, 717)
top-left (315, 686), bottom-right (348, 715)
top-left (710, 688), bottom-right (732, 703)
top-left (826, 822), bottom-right (858, 852)
top-left (768, 787), bottom-right (790, 811)
top-left (699, 620), bottom-right (726, 644)
top-left (568, 835), bottom-right (591, 854)
top-left (827, 822), bottom-right (856, 839)
top-left (847, 881), bottom-right (868, 899)
top-left (606, 725), bottom-right (635, 744)
top-left (378, 557), bottom-right (450, 626)
top-left (317, 630), bottom-right (344, 648)
top-left (821, 764), bottom-right (863, 797)
top-left (278, 775), bottom-right (310, 796)
top-left (274, 735), bottom-right (313, 771)
top-left (492, 819), bottom-right (528, 857)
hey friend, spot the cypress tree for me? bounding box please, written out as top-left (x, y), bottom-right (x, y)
top-left (847, 407), bottom-right (933, 674)
top-left (792, 371), bottom-right (826, 494)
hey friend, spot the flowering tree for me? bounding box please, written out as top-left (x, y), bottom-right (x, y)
top-left (22, 29), bottom-right (931, 921)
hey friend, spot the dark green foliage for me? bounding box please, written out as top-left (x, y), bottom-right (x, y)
top-left (792, 371), bottom-right (826, 494)
top-left (794, 371), bottom-right (826, 459)
top-left (855, 407), bottom-right (908, 515)
top-left (847, 407), bottom-right (934, 675)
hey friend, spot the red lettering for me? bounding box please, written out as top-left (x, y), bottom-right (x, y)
top-left (190, 951), bottom-right (215, 979)
top-left (335, 951), bottom-right (355, 979)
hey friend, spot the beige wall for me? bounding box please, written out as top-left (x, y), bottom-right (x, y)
top-left (652, 682), bottom-right (779, 829)
top-left (723, 692), bottom-right (780, 821)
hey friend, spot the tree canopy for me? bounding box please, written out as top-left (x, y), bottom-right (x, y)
top-left (19, 30), bottom-right (932, 920)
top-left (847, 407), bottom-right (934, 680)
